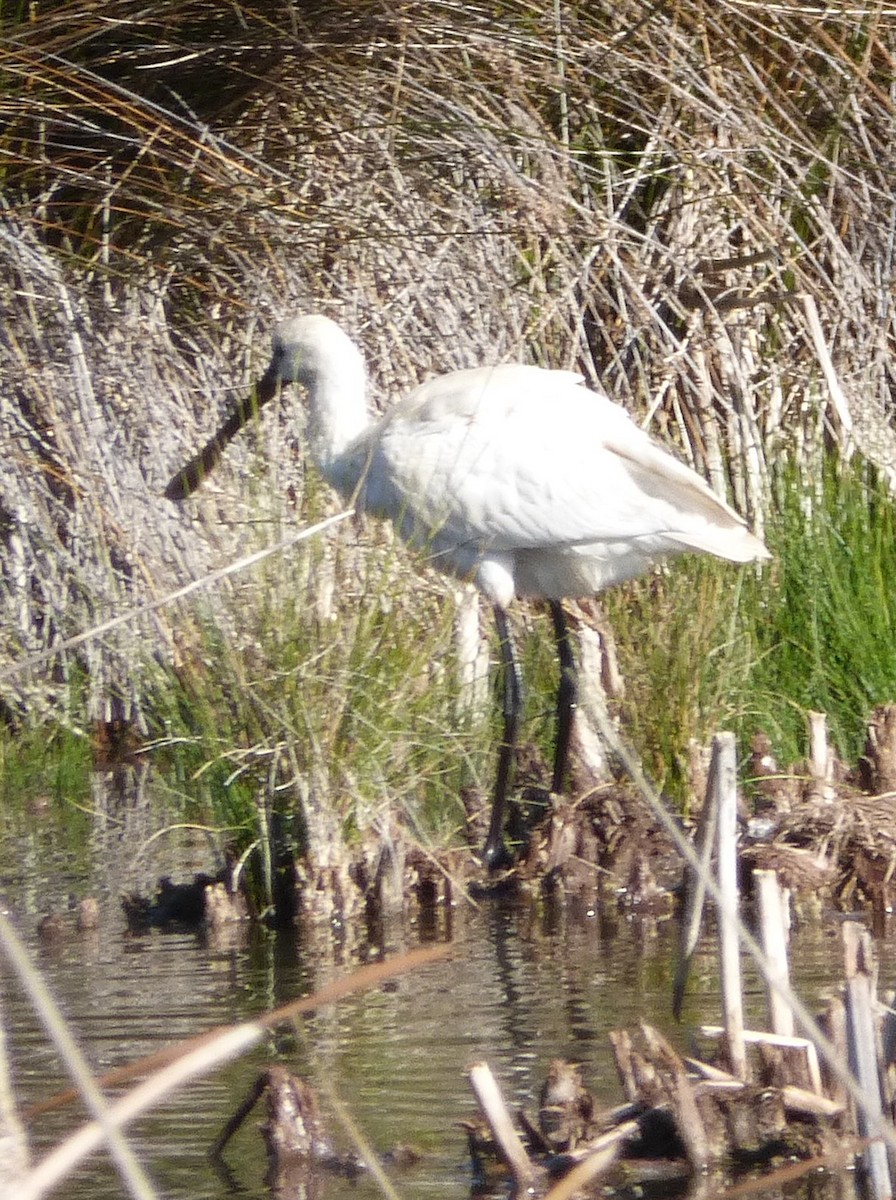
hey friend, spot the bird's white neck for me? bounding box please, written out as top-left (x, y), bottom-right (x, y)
top-left (301, 353), bottom-right (370, 491)
top-left (271, 314), bottom-right (372, 498)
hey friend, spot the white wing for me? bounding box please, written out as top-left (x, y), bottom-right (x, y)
top-left (361, 363), bottom-right (763, 562)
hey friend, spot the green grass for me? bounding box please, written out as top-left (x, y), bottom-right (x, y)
top-left (740, 457), bottom-right (896, 764)
top-left (143, 451), bottom-right (871, 851)
top-left (143, 523), bottom-right (495, 867)
top-left (0, 724), bottom-right (92, 811)
top-left (4, 448), bottom-right (896, 870)
top-left (604, 454), bottom-right (896, 799)
top-left (10, 451), bottom-right (893, 872)
top-left (2, 0), bottom-right (895, 858)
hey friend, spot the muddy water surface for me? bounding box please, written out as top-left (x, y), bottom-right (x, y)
top-left (0, 769), bottom-right (880, 1200)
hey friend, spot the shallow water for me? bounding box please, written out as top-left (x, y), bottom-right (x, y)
top-left (0, 767), bottom-right (882, 1200)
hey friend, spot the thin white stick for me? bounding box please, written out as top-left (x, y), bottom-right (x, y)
top-left (843, 924), bottom-right (891, 1200)
top-left (807, 710), bottom-right (835, 801)
top-left (802, 293), bottom-right (854, 442)
top-left (0, 913), bottom-right (159, 1200)
top-left (713, 732), bottom-right (747, 1079)
top-left (754, 869), bottom-right (794, 1038)
top-left (845, 972), bottom-right (891, 1200)
top-left (0, 510), bottom-right (354, 682)
top-left (12, 943), bottom-right (448, 1200)
top-left (12, 1027), bottom-right (257, 1200)
top-left (673, 749), bottom-right (719, 1018)
top-left (586, 704), bottom-right (896, 1156)
top-left (542, 1140), bottom-right (621, 1200)
top-left (468, 1062), bottom-right (538, 1189)
top-left (700, 1027), bottom-right (821, 1095)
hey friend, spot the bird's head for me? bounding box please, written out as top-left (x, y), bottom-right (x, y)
top-left (271, 313), bottom-right (360, 387)
top-left (267, 313), bottom-right (369, 469)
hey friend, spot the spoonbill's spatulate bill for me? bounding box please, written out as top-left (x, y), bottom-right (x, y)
top-left (165, 314), bottom-right (770, 868)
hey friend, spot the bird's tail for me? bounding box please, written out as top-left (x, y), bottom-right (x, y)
top-left (668, 524), bottom-right (770, 563)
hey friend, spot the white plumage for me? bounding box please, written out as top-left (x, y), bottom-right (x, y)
top-left (166, 314), bottom-right (769, 868)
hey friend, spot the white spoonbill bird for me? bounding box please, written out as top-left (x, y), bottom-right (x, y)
top-left (165, 314), bottom-right (769, 868)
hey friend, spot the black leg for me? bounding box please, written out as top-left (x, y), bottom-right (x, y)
top-left (482, 605), bottom-right (523, 870)
top-left (549, 600), bottom-right (577, 795)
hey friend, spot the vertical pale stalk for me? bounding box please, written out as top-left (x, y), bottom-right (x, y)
top-left (712, 731), bottom-right (747, 1079)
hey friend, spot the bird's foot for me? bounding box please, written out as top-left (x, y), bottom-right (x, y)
top-left (470, 840), bottom-right (519, 898)
top-left (481, 838), bottom-right (515, 874)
